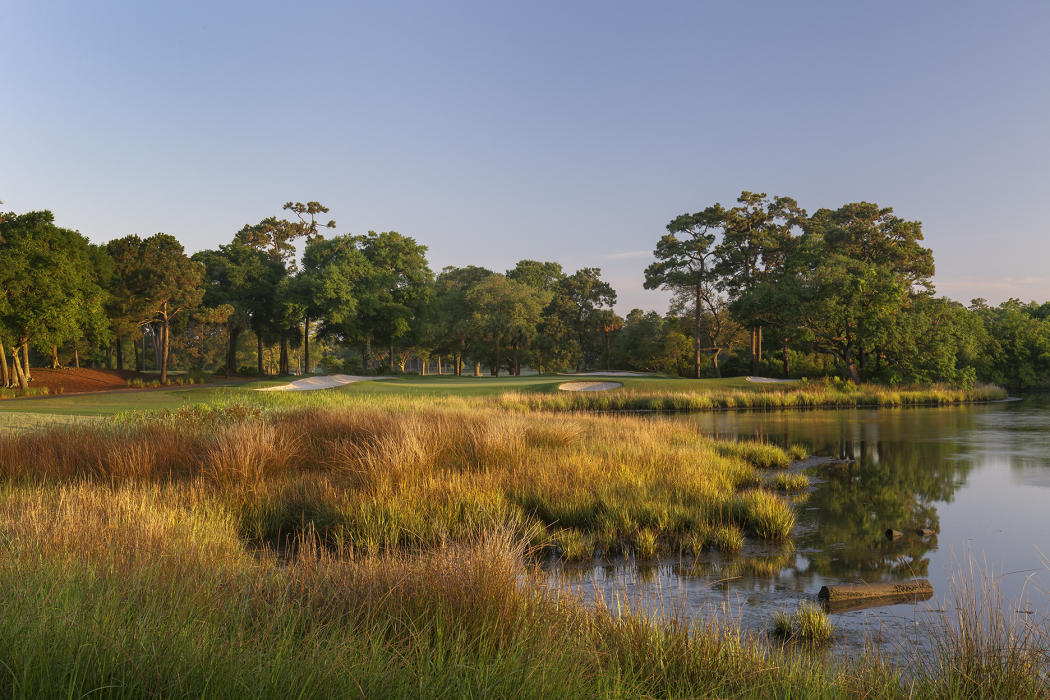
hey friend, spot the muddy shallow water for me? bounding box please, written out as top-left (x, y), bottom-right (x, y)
top-left (547, 398), bottom-right (1050, 659)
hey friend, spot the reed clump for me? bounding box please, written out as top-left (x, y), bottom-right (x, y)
top-left (771, 602), bottom-right (835, 645)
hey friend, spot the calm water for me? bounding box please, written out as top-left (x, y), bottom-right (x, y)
top-left (549, 398), bottom-right (1050, 657)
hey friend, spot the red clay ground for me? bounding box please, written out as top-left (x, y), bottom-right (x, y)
top-left (19, 368), bottom-right (153, 395)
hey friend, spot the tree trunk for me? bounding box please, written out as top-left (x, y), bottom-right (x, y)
top-left (844, 343), bottom-right (861, 383)
top-left (51, 345), bottom-right (60, 370)
top-left (389, 342), bottom-right (395, 373)
top-left (782, 338), bottom-right (790, 378)
top-left (491, 336), bottom-right (501, 376)
top-left (455, 351), bottom-right (462, 376)
top-left (116, 336), bottom-right (125, 371)
top-left (303, 317), bottom-right (310, 375)
top-left (437, 356), bottom-right (442, 375)
top-left (150, 327), bottom-right (162, 371)
top-left (73, 341), bottom-right (80, 369)
top-left (750, 328), bottom-right (757, 374)
top-left (11, 345), bottom-right (28, 390)
top-left (257, 334), bottom-right (264, 375)
top-left (513, 344), bottom-right (520, 376)
top-left (134, 335), bottom-right (141, 371)
top-left (420, 356), bottom-right (427, 376)
top-left (757, 326), bottom-right (763, 367)
top-left (693, 284), bottom-right (703, 379)
top-left (473, 362), bottom-right (481, 377)
top-left (22, 342), bottom-right (32, 381)
top-left (279, 337), bottom-right (289, 375)
top-left (711, 348), bottom-right (722, 378)
top-left (537, 350), bottom-right (544, 375)
top-left (0, 337), bottom-right (9, 387)
top-left (161, 308), bottom-right (170, 385)
top-left (604, 331), bottom-right (611, 370)
top-left (364, 335), bottom-right (372, 372)
top-left (227, 327), bottom-right (240, 375)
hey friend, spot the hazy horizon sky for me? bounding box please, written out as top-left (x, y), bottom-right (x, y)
top-left (3, 1), bottom-right (1049, 313)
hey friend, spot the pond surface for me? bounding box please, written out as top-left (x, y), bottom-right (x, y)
top-left (549, 398), bottom-right (1050, 658)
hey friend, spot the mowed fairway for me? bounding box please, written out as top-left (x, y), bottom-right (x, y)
top-left (0, 374), bottom-right (1005, 428)
top-left (0, 374), bottom-right (762, 420)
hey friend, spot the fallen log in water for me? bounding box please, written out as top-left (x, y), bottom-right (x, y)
top-left (885, 528), bottom-right (903, 540)
top-left (818, 579), bottom-right (933, 611)
top-left (821, 589), bottom-right (935, 614)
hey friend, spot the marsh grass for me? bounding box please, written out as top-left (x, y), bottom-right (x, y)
top-left (498, 380), bottom-right (1007, 413)
top-left (0, 403), bottom-right (797, 559)
top-left (912, 556), bottom-right (1050, 698)
top-left (0, 397), bottom-right (1046, 697)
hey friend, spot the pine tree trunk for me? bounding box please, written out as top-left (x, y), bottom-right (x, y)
top-left (757, 326), bottom-right (763, 366)
top-left (750, 328), bottom-right (757, 375)
top-left (303, 317), bottom-right (310, 375)
top-left (116, 336), bottom-right (124, 371)
top-left (0, 337), bottom-right (9, 387)
top-left (227, 327), bottom-right (240, 375)
top-left (51, 345), bottom-right (60, 370)
top-left (161, 307), bottom-right (170, 385)
top-left (279, 338), bottom-right (289, 375)
top-left (693, 284), bottom-right (703, 379)
top-left (257, 334), bottom-right (264, 375)
top-left (604, 331), bottom-right (611, 370)
top-left (73, 342), bottom-right (80, 369)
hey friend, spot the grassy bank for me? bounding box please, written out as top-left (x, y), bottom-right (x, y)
top-left (0, 486), bottom-right (1044, 698)
top-left (0, 401), bottom-right (1045, 697)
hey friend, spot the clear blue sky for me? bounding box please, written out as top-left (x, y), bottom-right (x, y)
top-left (3, 1), bottom-right (1049, 312)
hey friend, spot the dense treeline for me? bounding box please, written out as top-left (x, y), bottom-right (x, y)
top-left (1, 194), bottom-right (1049, 389)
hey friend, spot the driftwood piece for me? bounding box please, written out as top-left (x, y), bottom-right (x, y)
top-left (818, 579), bottom-right (933, 607)
top-left (885, 528), bottom-right (903, 540)
top-left (917, 528), bottom-right (936, 536)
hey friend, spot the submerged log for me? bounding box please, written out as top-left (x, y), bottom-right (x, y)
top-left (917, 528), bottom-right (936, 536)
top-left (818, 579), bottom-right (933, 607)
top-left (885, 528), bottom-right (903, 540)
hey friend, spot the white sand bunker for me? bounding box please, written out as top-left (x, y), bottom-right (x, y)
top-left (745, 376), bottom-right (799, 384)
top-left (256, 375), bottom-right (391, 392)
top-left (558, 380), bottom-right (623, 392)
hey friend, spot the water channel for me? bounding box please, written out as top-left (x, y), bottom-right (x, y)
top-left (548, 398), bottom-right (1050, 659)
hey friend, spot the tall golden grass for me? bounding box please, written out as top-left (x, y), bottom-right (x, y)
top-left (0, 404), bottom-right (799, 558)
